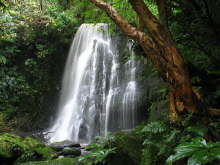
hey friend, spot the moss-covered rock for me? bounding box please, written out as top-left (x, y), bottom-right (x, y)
top-left (23, 137), bottom-right (45, 149)
top-left (50, 140), bottom-right (80, 150)
top-left (0, 133), bottom-right (28, 159)
top-left (34, 147), bottom-right (57, 160)
top-left (0, 113), bottom-right (13, 134)
top-left (14, 151), bottom-right (39, 165)
top-left (23, 137), bottom-right (57, 160)
top-left (60, 148), bottom-right (81, 157)
top-left (0, 133), bottom-right (58, 165)
top-left (20, 158), bottom-right (79, 165)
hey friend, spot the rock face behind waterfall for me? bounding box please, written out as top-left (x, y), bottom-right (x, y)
top-left (46, 24), bottom-right (145, 144)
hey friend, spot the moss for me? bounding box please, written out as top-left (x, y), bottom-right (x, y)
top-left (60, 148), bottom-right (81, 156)
top-left (0, 133), bottom-right (28, 159)
top-left (50, 140), bottom-right (78, 148)
top-left (34, 147), bottom-right (57, 160)
top-left (22, 137), bottom-right (57, 161)
top-left (15, 151), bottom-right (39, 165)
top-left (0, 113), bottom-right (13, 134)
top-left (0, 141), bottom-right (13, 158)
top-left (14, 146), bottom-right (57, 164)
top-left (23, 137), bottom-right (45, 149)
top-left (0, 133), bottom-right (58, 164)
top-left (20, 158), bottom-right (79, 165)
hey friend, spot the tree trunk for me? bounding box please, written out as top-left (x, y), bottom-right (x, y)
top-left (90, 0), bottom-right (199, 122)
top-left (128, 0), bottom-right (199, 115)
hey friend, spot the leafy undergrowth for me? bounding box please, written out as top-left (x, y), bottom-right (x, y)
top-left (0, 133), bottom-right (57, 165)
top-left (167, 137), bottom-right (220, 165)
top-left (0, 0), bottom-right (80, 131)
top-left (78, 130), bottom-right (143, 165)
top-left (79, 120), bottom-right (220, 165)
top-left (20, 158), bottom-right (79, 165)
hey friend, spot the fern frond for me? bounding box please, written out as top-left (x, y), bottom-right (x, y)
top-left (141, 121), bottom-right (168, 134)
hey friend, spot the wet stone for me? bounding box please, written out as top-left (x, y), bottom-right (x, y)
top-left (50, 140), bottom-right (81, 150)
top-left (61, 148), bottom-right (81, 157)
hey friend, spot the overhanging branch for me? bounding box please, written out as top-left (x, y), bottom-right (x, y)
top-left (89, 0), bottom-right (155, 50)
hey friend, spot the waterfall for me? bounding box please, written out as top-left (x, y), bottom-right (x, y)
top-left (47, 24), bottom-right (140, 143)
top-left (122, 41), bottom-right (137, 129)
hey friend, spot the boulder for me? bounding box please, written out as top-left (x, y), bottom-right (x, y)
top-left (0, 133), bottom-right (58, 164)
top-left (60, 148), bottom-right (81, 157)
top-left (50, 140), bottom-right (81, 151)
top-left (0, 133), bottom-right (28, 163)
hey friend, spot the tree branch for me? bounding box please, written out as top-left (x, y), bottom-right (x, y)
top-left (128, 0), bottom-right (172, 46)
top-left (89, 0), bottom-right (183, 80)
top-left (89, 0), bottom-right (168, 73)
top-left (89, 0), bottom-right (154, 48)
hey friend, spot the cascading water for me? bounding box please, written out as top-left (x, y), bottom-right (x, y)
top-left (47, 24), bottom-right (140, 143)
top-left (122, 42), bottom-right (137, 129)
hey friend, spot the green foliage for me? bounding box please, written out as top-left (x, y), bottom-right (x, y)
top-left (141, 121), bottom-right (168, 134)
top-left (34, 147), bottom-right (56, 160)
top-left (78, 147), bottom-right (116, 165)
top-left (20, 158), bottom-right (78, 165)
top-left (169, 0), bottom-right (220, 109)
top-left (0, 0), bottom-right (9, 11)
top-left (0, 55), bottom-right (6, 64)
top-left (110, 131), bottom-right (143, 164)
top-left (0, 133), bottom-right (57, 164)
top-left (140, 121), bottom-right (180, 165)
top-left (16, 151), bottom-right (39, 164)
top-left (78, 136), bottom-right (116, 165)
top-left (23, 137), bottom-right (45, 149)
top-left (139, 120), bottom-right (212, 165)
top-left (0, 133), bottom-right (27, 159)
top-left (0, 0), bottom-right (80, 130)
top-left (78, 131), bottom-right (144, 165)
top-left (167, 137), bottom-right (220, 165)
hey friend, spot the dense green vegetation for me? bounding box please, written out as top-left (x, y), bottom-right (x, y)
top-left (1, 0), bottom-right (220, 165)
top-left (0, 0), bottom-right (81, 130)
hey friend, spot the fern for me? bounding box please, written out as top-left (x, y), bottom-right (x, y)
top-left (78, 135), bottom-right (117, 165)
top-left (141, 121), bottom-right (168, 134)
top-left (78, 147), bottom-right (116, 165)
top-left (140, 121), bottom-right (181, 165)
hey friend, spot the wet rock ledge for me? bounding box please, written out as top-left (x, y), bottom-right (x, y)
top-left (0, 134), bottom-right (84, 165)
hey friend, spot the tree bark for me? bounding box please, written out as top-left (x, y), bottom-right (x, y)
top-left (90, 0), bottom-right (199, 121)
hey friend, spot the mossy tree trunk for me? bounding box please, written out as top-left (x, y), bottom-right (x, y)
top-left (90, 0), bottom-right (200, 121)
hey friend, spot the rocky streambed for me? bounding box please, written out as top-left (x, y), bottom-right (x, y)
top-left (49, 140), bottom-right (88, 158)
top-left (0, 131), bottom-right (142, 165)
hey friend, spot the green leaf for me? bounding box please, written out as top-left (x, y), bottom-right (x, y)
top-left (187, 156), bottom-right (201, 165)
top-left (0, 56), bottom-right (7, 64)
top-left (167, 148), bottom-right (194, 165)
top-left (141, 121), bottom-right (167, 134)
top-left (186, 126), bottom-right (208, 137)
top-left (211, 147), bottom-right (220, 159)
top-left (166, 138), bottom-right (205, 164)
top-left (187, 150), bottom-right (211, 165)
